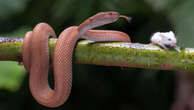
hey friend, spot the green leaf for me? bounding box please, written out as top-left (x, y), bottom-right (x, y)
top-left (0, 61), bottom-right (26, 91)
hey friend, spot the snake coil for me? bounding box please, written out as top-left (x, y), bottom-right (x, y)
top-left (22, 11), bottom-right (131, 108)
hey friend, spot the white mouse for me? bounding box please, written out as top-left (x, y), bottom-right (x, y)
top-left (151, 31), bottom-right (180, 52)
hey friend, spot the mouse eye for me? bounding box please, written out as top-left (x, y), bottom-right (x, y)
top-left (168, 38), bottom-right (171, 41)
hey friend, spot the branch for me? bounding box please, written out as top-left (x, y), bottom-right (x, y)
top-left (0, 37), bottom-right (193, 71)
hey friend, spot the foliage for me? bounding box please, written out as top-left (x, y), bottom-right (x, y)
top-left (0, 61), bottom-right (25, 91)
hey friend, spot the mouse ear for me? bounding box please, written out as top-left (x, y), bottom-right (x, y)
top-left (169, 31), bottom-right (173, 34)
top-left (169, 31), bottom-right (175, 36)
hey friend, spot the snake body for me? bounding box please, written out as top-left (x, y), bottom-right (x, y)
top-left (22, 12), bottom-right (131, 107)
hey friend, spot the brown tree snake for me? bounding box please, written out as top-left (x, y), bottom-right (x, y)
top-left (22, 11), bottom-right (131, 107)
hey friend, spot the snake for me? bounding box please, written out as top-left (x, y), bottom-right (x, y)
top-left (22, 11), bottom-right (131, 107)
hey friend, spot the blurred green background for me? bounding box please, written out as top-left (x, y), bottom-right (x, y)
top-left (0, 0), bottom-right (193, 110)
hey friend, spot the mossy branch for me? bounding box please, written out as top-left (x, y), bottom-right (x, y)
top-left (0, 37), bottom-right (194, 71)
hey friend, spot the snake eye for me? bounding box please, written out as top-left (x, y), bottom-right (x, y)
top-left (168, 38), bottom-right (171, 41)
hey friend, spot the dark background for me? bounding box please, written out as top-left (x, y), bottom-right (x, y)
top-left (0, 0), bottom-right (193, 110)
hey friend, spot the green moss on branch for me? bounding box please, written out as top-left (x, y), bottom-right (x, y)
top-left (0, 37), bottom-right (194, 71)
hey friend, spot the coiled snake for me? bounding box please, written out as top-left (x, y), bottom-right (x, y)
top-left (22, 11), bottom-right (131, 107)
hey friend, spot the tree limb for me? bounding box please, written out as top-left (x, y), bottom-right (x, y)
top-left (0, 37), bottom-right (193, 71)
